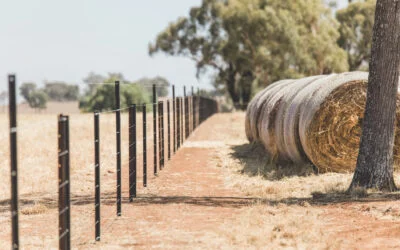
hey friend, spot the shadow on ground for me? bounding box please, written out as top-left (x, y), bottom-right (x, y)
top-left (230, 142), bottom-right (316, 180)
top-left (2, 191), bottom-right (400, 213)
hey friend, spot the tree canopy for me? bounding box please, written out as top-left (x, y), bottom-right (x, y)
top-left (337, 0), bottom-right (375, 71)
top-left (136, 76), bottom-right (170, 97)
top-left (20, 82), bottom-right (37, 102)
top-left (43, 81), bottom-right (79, 101)
top-left (28, 90), bottom-right (48, 110)
top-left (149, 0), bottom-right (348, 109)
top-left (19, 82), bottom-right (48, 110)
top-left (79, 73), bottom-right (152, 112)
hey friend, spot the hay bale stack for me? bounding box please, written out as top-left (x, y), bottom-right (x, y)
top-left (245, 71), bottom-right (400, 173)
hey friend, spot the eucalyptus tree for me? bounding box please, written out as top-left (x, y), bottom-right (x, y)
top-left (150, 0), bottom-right (348, 109)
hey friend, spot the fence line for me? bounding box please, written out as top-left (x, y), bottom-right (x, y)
top-left (6, 75), bottom-right (218, 250)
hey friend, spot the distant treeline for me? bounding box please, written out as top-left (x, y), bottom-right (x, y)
top-left (19, 72), bottom-right (171, 112)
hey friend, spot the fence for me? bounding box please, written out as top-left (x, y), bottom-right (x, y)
top-left (5, 74), bottom-right (218, 250)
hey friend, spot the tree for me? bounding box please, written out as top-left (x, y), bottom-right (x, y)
top-left (137, 76), bottom-right (170, 97)
top-left (28, 90), bottom-right (48, 110)
top-left (19, 82), bottom-right (37, 102)
top-left (337, 0), bottom-right (376, 71)
top-left (80, 83), bottom-right (150, 112)
top-left (149, 0), bottom-right (348, 109)
top-left (43, 82), bottom-right (79, 101)
top-left (0, 91), bottom-right (7, 112)
top-left (83, 72), bottom-right (106, 95)
top-left (349, 0), bottom-right (400, 191)
top-left (79, 73), bottom-right (151, 112)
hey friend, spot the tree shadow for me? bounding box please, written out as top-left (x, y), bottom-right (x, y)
top-left (2, 189), bottom-right (400, 214)
top-left (230, 142), bottom-right (316, 180)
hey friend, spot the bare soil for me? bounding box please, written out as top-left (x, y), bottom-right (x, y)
top-left (1, 112), bottom-right (400, 249)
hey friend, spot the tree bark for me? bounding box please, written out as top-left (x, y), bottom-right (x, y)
top-left (349, 0), bottom-right (400, 191)
top-left (240, 70), bottom-right (254, 110)
top-left (225, 64), bottom-right (241, 109)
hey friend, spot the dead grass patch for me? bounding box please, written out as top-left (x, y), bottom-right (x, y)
top-left (215, 204), bottom-right (342, 249)
top-left (20, 203), bottom-right (48, 215)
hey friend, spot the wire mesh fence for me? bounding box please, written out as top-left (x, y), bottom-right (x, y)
top-left (2, 74), bottom-right (218, 249)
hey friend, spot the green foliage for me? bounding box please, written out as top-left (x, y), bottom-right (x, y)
top-left (137, 76), bottom-right (170, 97)
top-left (149, 0), bottom-right (348, 109)
top-left (80, 83), bottom-right (151, 112)
top-left (80, 75), bottom-right (151, 112)
top-left (337, 0), bottom-right (375, 71)
top-left (28, 90), bottom-right (48, 110)
top-left (83, 72), bottom-right (106, 95)
top-left (44, 82), bottom-right (79, 101)
top-left (80, 72), bottom-right (168, 112)
top-left (20, 82), bottom-right (37, 102)
top-left (20, 82), bottom-right (48, 109)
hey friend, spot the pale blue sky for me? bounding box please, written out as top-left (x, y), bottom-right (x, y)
top-left (0, 0), bottom-right (349, 96)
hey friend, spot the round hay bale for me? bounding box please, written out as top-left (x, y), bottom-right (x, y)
top-left (274, 75), bottom-right (326, 161)
top-left (282, 74), bottom-right (339, 163)
top-left (246, 79), bottom-right (294, 142)
top-left (258, 80), bottom-right (298, 160)
top-left (253, 80), bottom-right (295, 140)
top-left (298, 71), bottom-right (400, 172)
top-left (245, 86), bottom-right (271, 142)
top-left (248, 80), bottom-right (295, 140)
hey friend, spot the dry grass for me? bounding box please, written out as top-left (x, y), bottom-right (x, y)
top-left (204, 112), bottom-right (400, 249)
top-left (215, 204), bottom-right (337, 249)
top-left (20, 203), bottom-right (48, 215)
top-left (2, 111), bottom-right (400, 249)
top-left (0, 111), bottom-right (162, 249)
top-left (212, 142), bottom-right (351, 201)
top-left (0, 112), bottom-right (162, 199)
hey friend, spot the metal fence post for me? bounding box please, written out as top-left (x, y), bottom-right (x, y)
top-left (177, 98), bottom-right (181, 149)
top-left (153, 84), bottom-right (158, 175)
top-left (181, 97), bottom-right (185, 144)
top-left (167, 101), bottom-right (171, 160)
top-left (115, 81), bottom-right (121, 216)
top-left (143, 104), bottom-right (147, 187)
top-left (190, 86), bottom-right (196, 133)
top-left (58, 114), bottom-right (70, 250)
top-left (185, 97), bottom-right (189, 139)
top-left (161, 101), bottom-right (165, 168)
top-left (172, 85), bottom-right (176, 153)
top-left (94, 112), bottom-right (100, 241)
top-left (129, 105), bottom-right (137, 201)
top-left (183, 87), bottom-right (186, 140)
top-left (158, 101), bottom-right (162, 170)
top-left (8, 74), bottom-right (19, 250)
top-left (192, 95), bottom-right (196, 132)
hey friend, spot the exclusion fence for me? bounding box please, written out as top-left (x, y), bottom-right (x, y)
top-left (5, 74), bottom-right (218, 250)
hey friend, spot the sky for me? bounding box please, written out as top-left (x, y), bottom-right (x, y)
top-left (0, 0), bottom-right (349, 97)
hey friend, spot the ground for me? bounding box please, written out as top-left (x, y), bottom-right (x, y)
top-left (1, 112), bottom-right (400, 249)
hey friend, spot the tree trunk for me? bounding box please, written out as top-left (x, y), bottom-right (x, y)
top-left (225, 64), bottom-right (241, 109)
top-left (240, 71), bottom-right (254, 110)
top-left (349, 0), bottom-right (400, 191)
